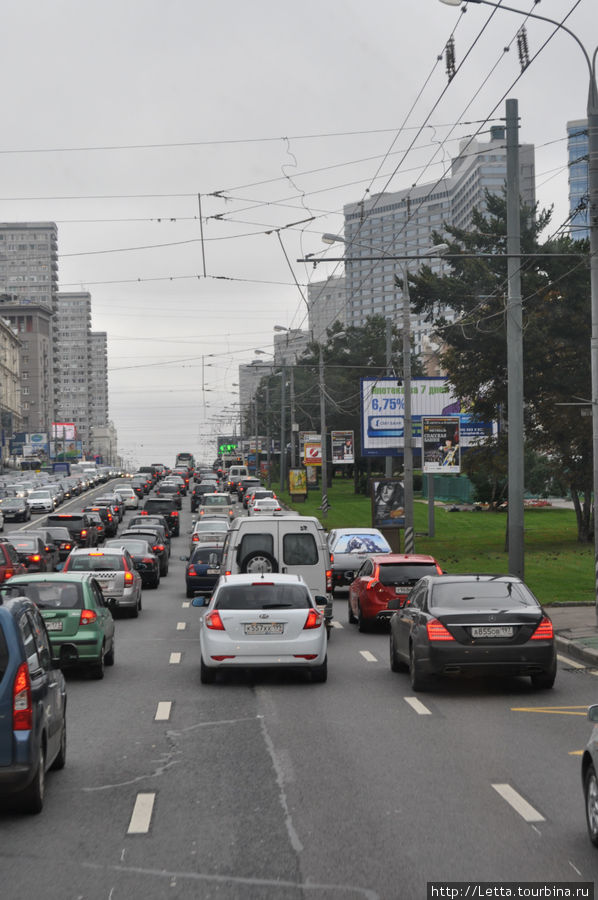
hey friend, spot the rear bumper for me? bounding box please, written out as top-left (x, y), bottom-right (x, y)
top-left (417, 641), bottom-right (556, 677)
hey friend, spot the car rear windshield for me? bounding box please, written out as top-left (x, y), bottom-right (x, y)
top-left (107, 540), bottom-right (149, 555)
top-left (215, 584), bottom-right (311, 610)
top-left (378, 563), bottom-right (439, 586)
top-left (191, 547), bottom-right (222, 565)
top-left (431, 580), bottom-right (538, 610)
top-left (69, 555), bottom-right (125, 572)
top-left (204, 497), bottom-right (229, 506)
top-left (145, 501), bottom-right (175, 512)
top-left (333, 533), bottom-right (391, 553)
top-left (1, 582), bottom-right (83, 609)
top-left (9, 538), bottom-right (38, 551)
top-left (46, 528), bottom-right (71, 541)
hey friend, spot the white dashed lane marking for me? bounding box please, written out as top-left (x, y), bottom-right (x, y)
top-left (154, 702), bottom-right (172, 722)
top-left (331, 620), bottom-right (343, 629)
top-left (169, 652), bottom-right (182, 664)
top-left (359, 650), bottom-right (377, 662)
top-left (176, 622), bottom-right (187, 631)
top-left (404, 697), bottom-right (432, 715)
top-left (182, 601), bottom-right (190, 608)
top-left (492, 784), bottom-right (545, 823)
top-left (127, 793), bottom-right (156, 834)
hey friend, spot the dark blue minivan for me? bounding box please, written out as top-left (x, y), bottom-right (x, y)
top-left (0, 596), bottom-right (67, 813)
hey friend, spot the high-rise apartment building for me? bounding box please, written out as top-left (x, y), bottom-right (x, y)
top-left (341, 128), bottom-right (535, 352)
top-left (89, 332), bottom-right (109, 451)
top-left (567, 118), bottom-right (589, 241)
top-left (0, 223), bottom-right (58, 432)
top-left (307, 277), bottom-right (346, 344)
top-left (55, 293), bottom-right (93, 450)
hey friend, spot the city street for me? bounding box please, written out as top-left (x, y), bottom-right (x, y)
top-left (0, 497), bottom-right (596, 899)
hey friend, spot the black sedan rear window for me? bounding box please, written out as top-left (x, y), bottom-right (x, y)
top-left (0, 582), bottom-right (83, 609)
top-left (379, 563), bottom-right (439, 586)
top-left (215, 584), bottom-right (311, 610)
top-left (431, 580), bottom-right (537, 609)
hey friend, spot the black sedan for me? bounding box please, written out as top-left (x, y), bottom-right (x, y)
top-left (7, 535), bottom-right (55, 572)
top-left (386, 574), bottom-right (557, 691)
top-left (43, 526), bottom-right (75, 562)
top-left (120, 527), bottom-right (169, 576)
top-left (184, 543), bottom-right (222, 600)
top-left (104, 537), bottom-right (160, 588)
top-left (1, 497), bottom-right (31, 522)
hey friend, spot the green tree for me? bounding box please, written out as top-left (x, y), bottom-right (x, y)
top-left (410, 192), bottom-right (592, 540)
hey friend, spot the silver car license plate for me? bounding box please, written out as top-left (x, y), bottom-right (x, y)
top-left (244, 623), bottom-right (284, 635)
top-left (471, 625), bottom-right (514, 638)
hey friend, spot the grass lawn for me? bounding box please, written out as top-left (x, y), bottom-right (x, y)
top-left (280, 478), bottom-right (594, 605)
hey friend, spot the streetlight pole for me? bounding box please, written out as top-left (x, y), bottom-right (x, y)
top-left (439, 0), bottom-right (598, 600)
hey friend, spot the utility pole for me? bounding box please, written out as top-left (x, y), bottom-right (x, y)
top-left (290, 366), bottom-right (296, 468)
top-left (506, 98), bottom-right (524, 579)
top-left (396, 271), bottom-right (414, 553)
top-left (385, 317), bottom-right (393, 478)
top-left (319, 345), bottom-right (329, 518)
top-left (280, 363), bottom-right (286, 492)
top-left (266, 385), bottom-right (271, 489)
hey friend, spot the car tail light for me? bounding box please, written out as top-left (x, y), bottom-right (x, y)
top-left (142, 557), bottom-right (155, 565)
top-left (192, 534), bottom-right (199, 543)
top-left (531, 616), bottom-right (554, 640)
top-left (81, 529), bottom-right (88, 537)
top-left (330, 553), bottom-right (334, 564)
top-left (4, 569), bottom-right (14, 581)
top-left (124, 571), bottom-right (134, 584)
top-left (427, 618), bottom-right (455, 641)
top-left (366, 580), bottom-right (380, 591)
top-left (225, 570), bottom-right (231, 576)
top-left (28, 555), bottom-right (41, 564)
top-left (172, 511), bottom-right (179, 517)
top-left (187, 565), bottom-right (195, 575)
top-left (140, 510), bottom-right (148, 516)
top-left (303, 609), bottom-right (323, 629)
top-left (13, 662), bottom-right (32, 730)
top-left (294, 654), bottom-right (318, 660)
top-left (326, 569), bottom-right (333, 592)
top-left (80, 609), bottom-right (97, 625)
top-left (205, 611), bottom-right (225, 630)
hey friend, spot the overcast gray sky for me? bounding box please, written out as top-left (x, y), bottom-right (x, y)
top-left (0, 0), bottom-right (592, 466)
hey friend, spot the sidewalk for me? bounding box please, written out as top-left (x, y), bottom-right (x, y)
top-left (550, 603), bottom-right (598, 667)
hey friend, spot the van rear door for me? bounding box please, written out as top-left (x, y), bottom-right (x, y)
top-left (279, 522), bottom-right (325, 597)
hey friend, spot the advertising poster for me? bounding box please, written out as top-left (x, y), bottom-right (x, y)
top-left (289, 468), bottom-right (307, 499)
top-left (304, 441), bottom-right (322, 466)
top-left (52, 422), bottom-right (77, 441)
top-left (371, 478), bottom-right (405, 528)
top-left (331, 430), bottom-right (355, 464)
top-left (422, 417), bottom-right (461, 473)
top-left (306, 465), bottom-right (319, 487)
top-left (299, 432), bottom-right (320, 461)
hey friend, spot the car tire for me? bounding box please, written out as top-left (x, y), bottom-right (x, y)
top-left (585, 764), bottom-right (598, 847)
top-left (129, 600), bottom-right (139, 619)
top-left (19, 744), bottom-right (45, 814)
top-left (410, 642), bottom-right (431, 692)
top-left (186, 587), bottom-right (194, 599)
top-left (105, 638), bottom-right (115, 666)
top-left (240, 550), bottom-right (279, 574)
top-left (200, 657), bottom-right (216, 684)
top-left (311, 656), bottom-right (328, 683)
top-left (152, 573), bottom-right (160, 589)
top-left (91, 644), bottom-right (105, 680)
top-left (51, 717), bottom-right (67, 771)
top-left (161, 562), bottom-right (169, 577)
top-left (531, 667), bottom-right (556, 690)
top-left (357, 604), bottom-right (369, 633)
top-left (390, 633), bottom-right (407, 673)
top-left (348, 599), bottom-right (357, 625)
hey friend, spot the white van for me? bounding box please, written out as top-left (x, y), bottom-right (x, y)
top-left (220, 515), bottom-right (333, 635)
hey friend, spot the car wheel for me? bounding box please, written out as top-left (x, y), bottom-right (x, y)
top-left (530, 665), bottom-right (556, 690)
top-left (240, 550), bottom-right (279, 574)
top-left (105, 638), bottom-right (115, 666)
top-left (186, 587), bottom-right (194, 599)
top-left (19, 744), bottom-right (45, 814)
top-left (200, 656), bottom-right (216, 684)
top-left (585, 764), bottom-right (598, 847)
top-left (347, 598), bottom-right (357, 625)
top-left (50, 717), bottom-right (67, 771)
top-left (129, 600), bottom-right (139, 619)
top-left (410, 642), bottom-right (431, 692)
top-left (153, 573), bottom-right (160, 589)
top-left (357, 604), bottom-right (369, 633)
top-left (390, 633), bottom-right (407, 673)
top-left (161, 562), bottom-right (169, 577)
top-left (311, 656), bottom-right (328, 683)
top-left (91, 644), bottom-right (105, 680)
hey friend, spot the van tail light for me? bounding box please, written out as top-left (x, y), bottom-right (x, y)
top-left (427, 618), bottom-right (455, 641)
top-left (80, 609), bottom-right (97, 625)
top-left (303, 609), bottom-right (323, 629)
top-left (81, 529), bottom-right (88, 538)
top-left (205, 611), bottom-right (225, 630)
top-left (211, 655), bottom-right (235, 661)
top-left (531, 616), bottom-right (554, 640)
top-left (326, 569), bottom-right (333, 592)
top-left (13, 662), bottom-right (32, 730)
top-left (294, 654), bottom-right (318, 660)
top-left (124, 571), bottom-right (134, 585)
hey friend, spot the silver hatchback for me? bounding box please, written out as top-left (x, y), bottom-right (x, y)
top-left (62, 547), bottom-right (143, 618)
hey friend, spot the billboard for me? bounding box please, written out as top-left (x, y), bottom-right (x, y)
top-left (304, 441), bottom-right (322, 466)
top-left (360, 377), bottom-right (492, 457)
top-left (422, 417), bottom-right (461, 473)
top-left (331, 430), bottom-right (355, 464)
top-left (52, 422), bottom-right (77, 441)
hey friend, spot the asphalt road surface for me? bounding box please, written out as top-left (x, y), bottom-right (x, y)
top-left (1, 491), bottom-right (597, 899)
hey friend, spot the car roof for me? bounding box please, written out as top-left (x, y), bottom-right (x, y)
top-left (217, 573), bottom-right (307, 587)
top-left (369, 554), bottom-right (439, 564)
top-left (6, 572), bottom-right (96, 585)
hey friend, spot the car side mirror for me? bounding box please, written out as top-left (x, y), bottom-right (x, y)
top-left (588, 705), bottom-right (598, 723)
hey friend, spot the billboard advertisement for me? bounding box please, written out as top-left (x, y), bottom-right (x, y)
top-left (52, 422), bottom-right (77, 441)
top-left (371, 478), bottom-right (405, 528)
top-left (422, 417), bottom-right (461, 473)
top-left (360, 377), bottom-right (492, 457)
top-left (331, 430), bottom-right (355, 464)
top-left (303, 441), bottom-right (322, 466)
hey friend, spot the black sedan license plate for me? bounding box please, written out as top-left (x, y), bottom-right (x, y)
top-left (471, 625), bottom-right (514, 638)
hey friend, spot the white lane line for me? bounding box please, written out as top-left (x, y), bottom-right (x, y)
top-left (169, 652), bottom-right (182, 664)
top-left (359, 650), bottom-right (377, 662)
top-left (182, 601), bottom-right (190, 609)
top-left (557, 653), bottom-right (585, 669)
top-left (331, 620), bottom-right (343, 629)
top-left (127, 793), bottom-right (156, 834)
top-left (404, 696), bottom-right (432, 715)
top-left (492, 784), bottom-right (545, 823)
top-left (155, 701), bottom-right (172, 722)
top-left (176, 622), bottom-right (187, 631)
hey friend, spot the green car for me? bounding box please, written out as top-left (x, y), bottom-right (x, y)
top-left (0, 573), bottom-right (116, 680)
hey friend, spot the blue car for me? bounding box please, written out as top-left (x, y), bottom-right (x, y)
top-left (0, 595), bottom-right (68, 812)
top-left (184, 544), bottom-right (222, 600)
